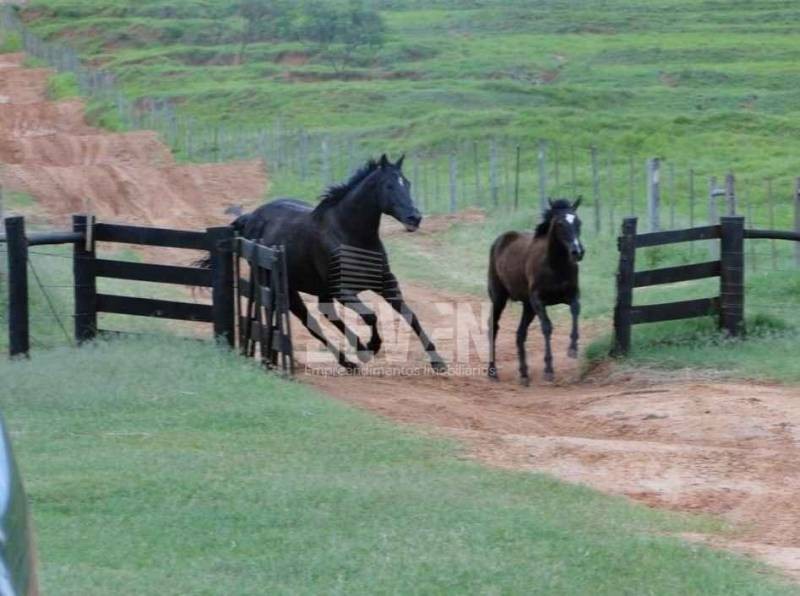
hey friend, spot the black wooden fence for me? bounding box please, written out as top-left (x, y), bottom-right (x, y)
top-left (236, 237), bottom-right (294, 375)
top-left (612, 215), bottom-right (800, 355)
top-left (2, 214), bottom-right (294, 374)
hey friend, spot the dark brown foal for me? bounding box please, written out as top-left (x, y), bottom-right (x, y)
top-left (487, 198), bottom-right (584, 385)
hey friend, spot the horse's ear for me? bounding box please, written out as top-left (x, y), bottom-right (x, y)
top-left (572, 196), bottom-right (583, 210)
top-left (379, 154), bottom-right (389, 168)
top-left (396, 154), bottom-right (405, 170)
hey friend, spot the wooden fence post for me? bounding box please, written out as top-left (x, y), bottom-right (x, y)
top-left (538, 140), bottom-right (548, 213)
top-left (590, 146), bottom-right (601, 234)
top-left (725, 172), bottom-right (736, 215)
top-left (719, 216), bottom-right (745, 337)
top-left (647, 157), bottom-right (660, 232)
top-left (514, 145), bottom-right (521, 210)
top-left (73, 214), bottom-right (97, 344)
top-left (489, 140), bottom-right (499, 207)
top-left (795, 177), bottom-right (800, 267)
top-left (612, 217), bottom-right (637, 356)
top-left (208, 225), bottom-right (236, 347)
top-left (5, 216), bottom-right (29, 358)
top-left (448, 154), bottom-right (457, 213)
top-left (708, 176), bottom-right (720, 259)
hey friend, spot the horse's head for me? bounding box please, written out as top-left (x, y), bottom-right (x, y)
top-left (375, 154), bottom-right (421, 232)
top-left (548, 197), bottom-right (585, 263)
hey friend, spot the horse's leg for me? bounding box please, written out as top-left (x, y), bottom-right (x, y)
top-left (335, 292), bottom-right (382, 360)
top-left (382, 271), bottom-right (447, 372)
top-left (317, 297), bottom-right (372, 362)
top-left (531, 294), bottom-right (555, 382)
top-left (488, 291), bottom-right (507, 380)
top-left (516, 303), bottom-right (535, 386)
top-left (568, 297), bottom-right (581, 359)
top-left (289, 291), bottom-right (359, 372)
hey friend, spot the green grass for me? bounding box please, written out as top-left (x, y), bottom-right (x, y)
top-left (1, 336), bottom-right (794, 594)
top-left (12, 0), bottom-right (800, 219)
top-left (47, 71), bottom-right (80, 99)
top-left (0, 30), bottom-right (21, 53)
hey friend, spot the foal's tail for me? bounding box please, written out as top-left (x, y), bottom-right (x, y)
top-left (194, 212), bottom-right (253, 269)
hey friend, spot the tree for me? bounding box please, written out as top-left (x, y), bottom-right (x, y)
top-left (301, 0), bottom-right (385, 70)
top-left (236, 0), bottom-right (292, 63)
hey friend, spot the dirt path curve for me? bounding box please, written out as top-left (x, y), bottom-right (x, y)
top-left (298, 236), bottom-right (800, 578)
top-left (4, 52), bottom-right (800, 579)
top-left (0, 53), bottom-right (266, 228)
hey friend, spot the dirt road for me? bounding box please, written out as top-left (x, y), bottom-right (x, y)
top-left (3, 52), bottom-right (800, 579)
top-left (0, 53), bottom-right (266, 228)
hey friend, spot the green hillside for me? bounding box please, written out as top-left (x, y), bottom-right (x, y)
top-left (12, 0), bottom-right (800, 211)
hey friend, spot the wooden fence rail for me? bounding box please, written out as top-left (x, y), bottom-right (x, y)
top-left (3, 214), bottom-right (294, 375)
top-left (612, 215), bottom-right (799, 356)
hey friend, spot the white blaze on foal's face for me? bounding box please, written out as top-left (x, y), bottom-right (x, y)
top-left (398, 176), bottom-right (405, 187)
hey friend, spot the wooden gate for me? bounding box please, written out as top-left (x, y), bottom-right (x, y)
top-left (235, 237), bottom-right (294, 375)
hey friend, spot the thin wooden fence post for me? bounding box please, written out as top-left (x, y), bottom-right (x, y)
top-left (745, 195), bottom-right (757, 273)
top-left (725, 172), bottom-right (736, 215)
top-left (719, 216), bottom-right (745, 337)
top-left (628, 155), bottom-right (635, 215)
top-left (569, 145), bottom-right (577, 196)
top-left (553, 142), bottom-right (560, 192)
top-left (514, 145), bottom-right (521, 210)
top-left (489, 140), bottom-right (499, 207)
top-left (208, 225), bottom-right (236, 347)
top-left (708, 176), bottom-right (719, 259)
top-left (795, 177), bottom-right (800, 268)
top-left (473, 141), bottom-right (482, 204)
top-left (668, 162), bottom-right (676, 229)
top-left (73, 214), bottom-right (97, 344)
top-left (5, 216), bottom-right (29, 358)
top-left (448, 153), bottom-right (457, 213)
top-left (612, 217), bottom-right (637, 356)
top-left (607, 153), bottom-right (616, 235)
top-left (688, 168), bottom-right (695, 228)
top-left (647, 157), bottom-right (660, 232)
top-left (591, 146), bottom-right (601, 234)
top-left (538, 140), bottom-right (548, 212)
top-left (767, 179), bottom-right (776, 269)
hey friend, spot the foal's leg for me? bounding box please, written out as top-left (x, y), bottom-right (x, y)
top-left (317, 297), bottom-right (371, 362)
top-left (488, 292), bottom-right (507, 380)
top-left (516, 303), bottom-right (535, 386)
top-left (531, 294), bottom-right (555, 382)
top-left (568, 297), bottom-right (581, 359)
top-left (289, 292), bottom-right (359, 371)
top-left (382, 271), bottom-right (447, 372)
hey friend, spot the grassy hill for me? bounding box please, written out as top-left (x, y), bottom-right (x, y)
top-left (13, 0), bottom-right (800, 211)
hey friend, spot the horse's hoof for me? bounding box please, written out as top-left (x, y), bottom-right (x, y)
top-left (431, 359), bottom-right (448, 373)
top-left (341, 361), bottom-right (361, 375)
top-left (519, 376), bottom-right (530, 387)
top-left (543, 371), bottom-right (555, 383)
top-left (567, 347), bottom-right (578, 359)
top-left (356, 350), bottom-right (374, 363)
top-left (367, 338), bottom-right (382, 356)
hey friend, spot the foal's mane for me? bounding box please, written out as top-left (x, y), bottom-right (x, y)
top-left (312, 159), bottom-right (379, 218)
top-left (535, 199), bottom-right (573, 238)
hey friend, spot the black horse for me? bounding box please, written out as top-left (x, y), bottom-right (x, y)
top-left (487, 198), bottom-right (584, 385)
top-left (232, 154), bottom-right (446, 372)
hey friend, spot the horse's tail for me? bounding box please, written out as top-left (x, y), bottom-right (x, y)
top-left (194, 212), bottom-right (253, 269)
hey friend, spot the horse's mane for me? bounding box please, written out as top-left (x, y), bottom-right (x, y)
top-left (535, 199), bottom-right (573, 237)
top-left (312, 159), bottom-right (379, 218)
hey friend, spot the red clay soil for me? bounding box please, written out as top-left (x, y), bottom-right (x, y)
top-left (4, 52), bottom-right (800, 579)
top-left (0, 53), bottom-right (266, 228)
